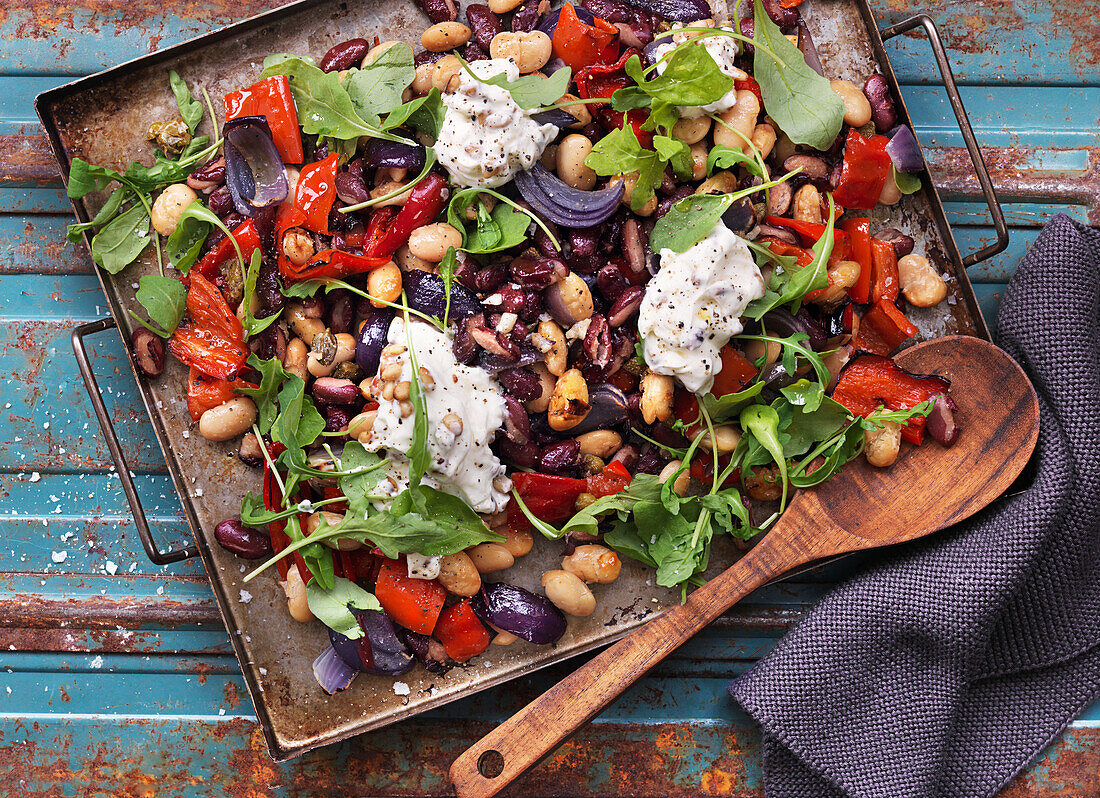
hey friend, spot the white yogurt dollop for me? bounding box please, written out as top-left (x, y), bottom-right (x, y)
top-left (434, 59), bottom-right (557, 188)
top-left (638, 221), bottom-right (765, 394)
top-left (365, 317), bottom-right (511, 513)
top-left (652, 25), bottom-right (746, 118)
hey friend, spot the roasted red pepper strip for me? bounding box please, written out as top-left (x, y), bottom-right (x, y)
top-left (734, 75), bottom-right (763, 105)
top-left (870, 237), bottom-right (900, 303)
top-left (168, 273), bottom-right (248, 379)
top-left (673, 346), bottom-right (759, 436)
top-left (763, 216), bottom-right (850, 264)
top-left (764, 238), bottom-right (814, 268)
top-left (852, 299), bottom-right (919, 357)
top-left (362, 206), bottom-right (400, 257)
top-left (586, 461), bottom-right (632, 498)
top-left (552, 3), bottom-right (620, 72)
top-left (842, 218), bottom-right (873, 303)
top-left (832, 128), bottom-right (893, 210)
top-left (831, 353), bottom-right (949, 445)
top-left (185, 367), bottom-right (256, 422)
top-left (283, 249), bottom-right (391, 283)
top-left (294, 153), bottom-right (339, 234)
top-left (368, 173), bottom-right (449, 258)
top-left (194, 219), bottom-right (262, 279)
top-left (224, 75), bottom-right (304, 164)
top-left (509, 472), bottom-right (588, 531)
top-left (575, 49), bottom-right (652, 147)
top-left (434, 599), bottom-right (491, 662)
top-left (374, 557), bottom-right (447, 634)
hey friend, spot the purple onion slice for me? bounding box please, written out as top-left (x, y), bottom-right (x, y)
top-left (362, 139), bottom-right (427, 171)
top-left (223, 115), bottom-right (289, 217)
top-left (313, 645), bottom-right (359, 694)
top-left (471, 582), bottom-right (567, 644)
top-left (885, 125), bottom-right (925, 173)
top-left (619, 0), bottom-right (709, 21)
top-left (513, 163), bottom-right (624, 228)
top-left (355, 308), bottom-right (396, 377)
top-left (403, 268), bottom-right (482, 321)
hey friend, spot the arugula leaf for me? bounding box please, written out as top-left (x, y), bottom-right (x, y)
top-left (66, 186), bottom-right (129, 242)
top-left (478, 65), bottom-right (572, 111)
top-left (778, 392), bottom-right (850, 457)
top-left (169, 71), bottom-right (204, 135)
top-left (707, 145), bottom-right (764, 177)
top-left (238, 355), bottom-right (289, 435)
top-left (605, 518), bottom-right (659, 568)
top-left (752, 0), bottom-right (845, 150)
top-left (164, 203), bottom-right (210, 272)
top-left (744, 195), bottom-right (835, 318)
top-left (260, 57), bottom-right (405, 145)
top-left (624, 48), bottom-right (732, 108)
top-left (123, 137), bottom-right (212, 190)
top-left (894, 167), bottom-right (922, 195)
top-left (306, 576), bottom-right (382, 639)
top-left (67, 158), bottom-right (125, 199)
top-left (91, 204), bottom-right (152, 274)
top-left (649, 193), bottom-right (734, 253)
top-left (338, 441), bottom-right (386, 511)
top-left (402, 317), bottom-right (431, 488)
top-left (700, 382), bottom-right (766, 423)
top-left (448, 193), bottom-right (531, 254)
top-left (128, 275), bottom-right (186, 338)
top-left (345, 43), bottom-right (416, 123)
top-left (740, 404), bottom-right (788, 509)
top-left (282, 280), bottom-right (325, 298)
top-left (383, 89), bottom-right (445, 138)
top-left (273, 373), bottom-right (326, 451)
top-left (642, 500), bottom-right (711, 588)
top-left (585, 126), bottom-right (665, 213)
top-left (439, 247), bottom-right (458, 327)
top-left (699, 490), bottom-right (754, 539)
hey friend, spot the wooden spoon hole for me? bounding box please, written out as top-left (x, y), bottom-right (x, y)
top-left (477, 750), bottom-right (505, 779)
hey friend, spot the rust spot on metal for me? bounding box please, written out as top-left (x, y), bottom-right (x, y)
top-left (0, 132), bottom-right (61, 186)
top-left (0, 593), bottom-right (220, 630)
top-left (926, 145), bottom-right (1100, 225)
top-left (999, 727), bottom-right (1100, 797)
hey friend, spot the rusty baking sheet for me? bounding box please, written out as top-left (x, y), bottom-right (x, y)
top-left (36, 0), bottom-right (997, 761)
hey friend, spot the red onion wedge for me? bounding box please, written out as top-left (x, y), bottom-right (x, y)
top-left (223, 116), bottom-right (289, 217)
top-left (513, 163), bottom-right (624, 228)
top-left (885, 125), bottom-right (925, 174)
top-left (313, 644), bottom-right (358, 694)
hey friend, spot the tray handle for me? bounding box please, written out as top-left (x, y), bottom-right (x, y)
top-left (880, 14), bottom-right (1008, 267)
top-left (72, 318), bottom-right (199, 565)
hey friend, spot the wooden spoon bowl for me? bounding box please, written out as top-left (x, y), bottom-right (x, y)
top-left (450, 335), bottom-right (1040, 797)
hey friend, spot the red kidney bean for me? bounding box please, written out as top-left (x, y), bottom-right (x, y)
top-left (320, 38), bottom-right (370, 73)
top-left (499, 368), bottom-right (542, 402)
top-left (257, 259), bottom-right (284, 311)
top-left (533, 223), bottom-right (561, 257)
top-left (300, 296), bottom-right (324, 319)
top-left (414, 49), bottom-right (447, 67)
top-left (569, 228), bottom-right (599, 258)
top-left (538, 440), bottom-right (582, 475)
top-left (335, 171), bottom-right (371, 205)
top-left (490, 284), bottom-right (527, 314)
top-left (327, 290), bottom-right (354, 334)
top-left (131, 328), bottom-right (165, 378)
top-left (655, 185), bottom-right (694, 220)
top-left (756, 223), bottom-right (799, 245)
top-left (635, 444), bottom-right (666, 475)
top-left (784, 154), bottom-right (829, 180)
top-left (474, 263), bottom-right (508, 294)
top-left (510, 1), bottom-right (540, 31)
top-left (739, 17), bottom-right (755, 55)
top-left (502, 395), bottom-right (531, 444)
top-left (509, 320), bottom-right (528, 346)
top-left (583, 315), bottom-right (612, 368)
top-left (863, 74), bottom-right (897, 132)
top-left (608, 285), bottom-right (644, 327)
top-left (610, 443), bottom-right (639, 470)
top-left (453, 314), bottom-right (483, 364)
top-left (214, 519), bottom-right (273, 560)
top-left (875, 228), bottom-right (915, 258)
top-left (622, 218), bottom-right (647, 274)
top-left (324, 404), bottom-right (354, 433)
top-left (253, 324), bottom-right (286, 362)
top-left (462, 40), bottom-right (489, 61)
top-left (465, 4), bottom-right (503, 50)
top-left (767, 181), bottom-right (793, 216)
top-left (596, 264), bottom-right (628, 304)
top-left (761, 0), bottom-right (800, 29)
top-left (312, 377), bottom-right (360, 405)
top-left (470, 327), bottom-right (520, 361)
top-left (511, 256), bottom-right (566, 289)
top-left (187, 156), bottom-right (225, 193)
top-left (520, 290), bottom-right (542, 323)
top-left (498, 437), bottom-right (540, 469)
top-left (416, 0), bottom-right (459, 23)
top-left (206, 185), bottom-right (234, 218)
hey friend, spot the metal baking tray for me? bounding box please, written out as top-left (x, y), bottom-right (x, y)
top-left (37, 0), bottom-right (1006, 762)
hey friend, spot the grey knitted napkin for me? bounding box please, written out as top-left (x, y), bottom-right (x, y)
top-left (728, 213), bottom-right (1100, 798)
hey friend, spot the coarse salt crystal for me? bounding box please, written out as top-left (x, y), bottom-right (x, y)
top-left (393, 681), bottom-right (411, 696)
top-left (51, 550), bottom-right (67, 563)
top-left (239, 589), bottom-right (253, 604)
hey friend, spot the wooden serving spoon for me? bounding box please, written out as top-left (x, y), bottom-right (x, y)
top-left (450, 335), bottom-right (1040, 797)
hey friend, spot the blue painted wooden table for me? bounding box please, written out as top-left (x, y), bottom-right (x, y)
top-left (1, 1), bottom-right (1098, 794)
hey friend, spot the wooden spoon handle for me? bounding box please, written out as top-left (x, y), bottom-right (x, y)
top-left (449, 532), bottom-right (815, 798)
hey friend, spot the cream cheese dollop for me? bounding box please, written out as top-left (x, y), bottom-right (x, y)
top-left (638, 221), bottom-right (765, 394)
top-left (434, 59), bottom-right (558, 188)
top-left (652, 25), bottom-right (747, 118)
top-left (365, 317), bottom-right (511, 513)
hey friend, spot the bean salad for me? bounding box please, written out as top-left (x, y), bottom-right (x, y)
top-left (67, 0), bottom-right (960, 690)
